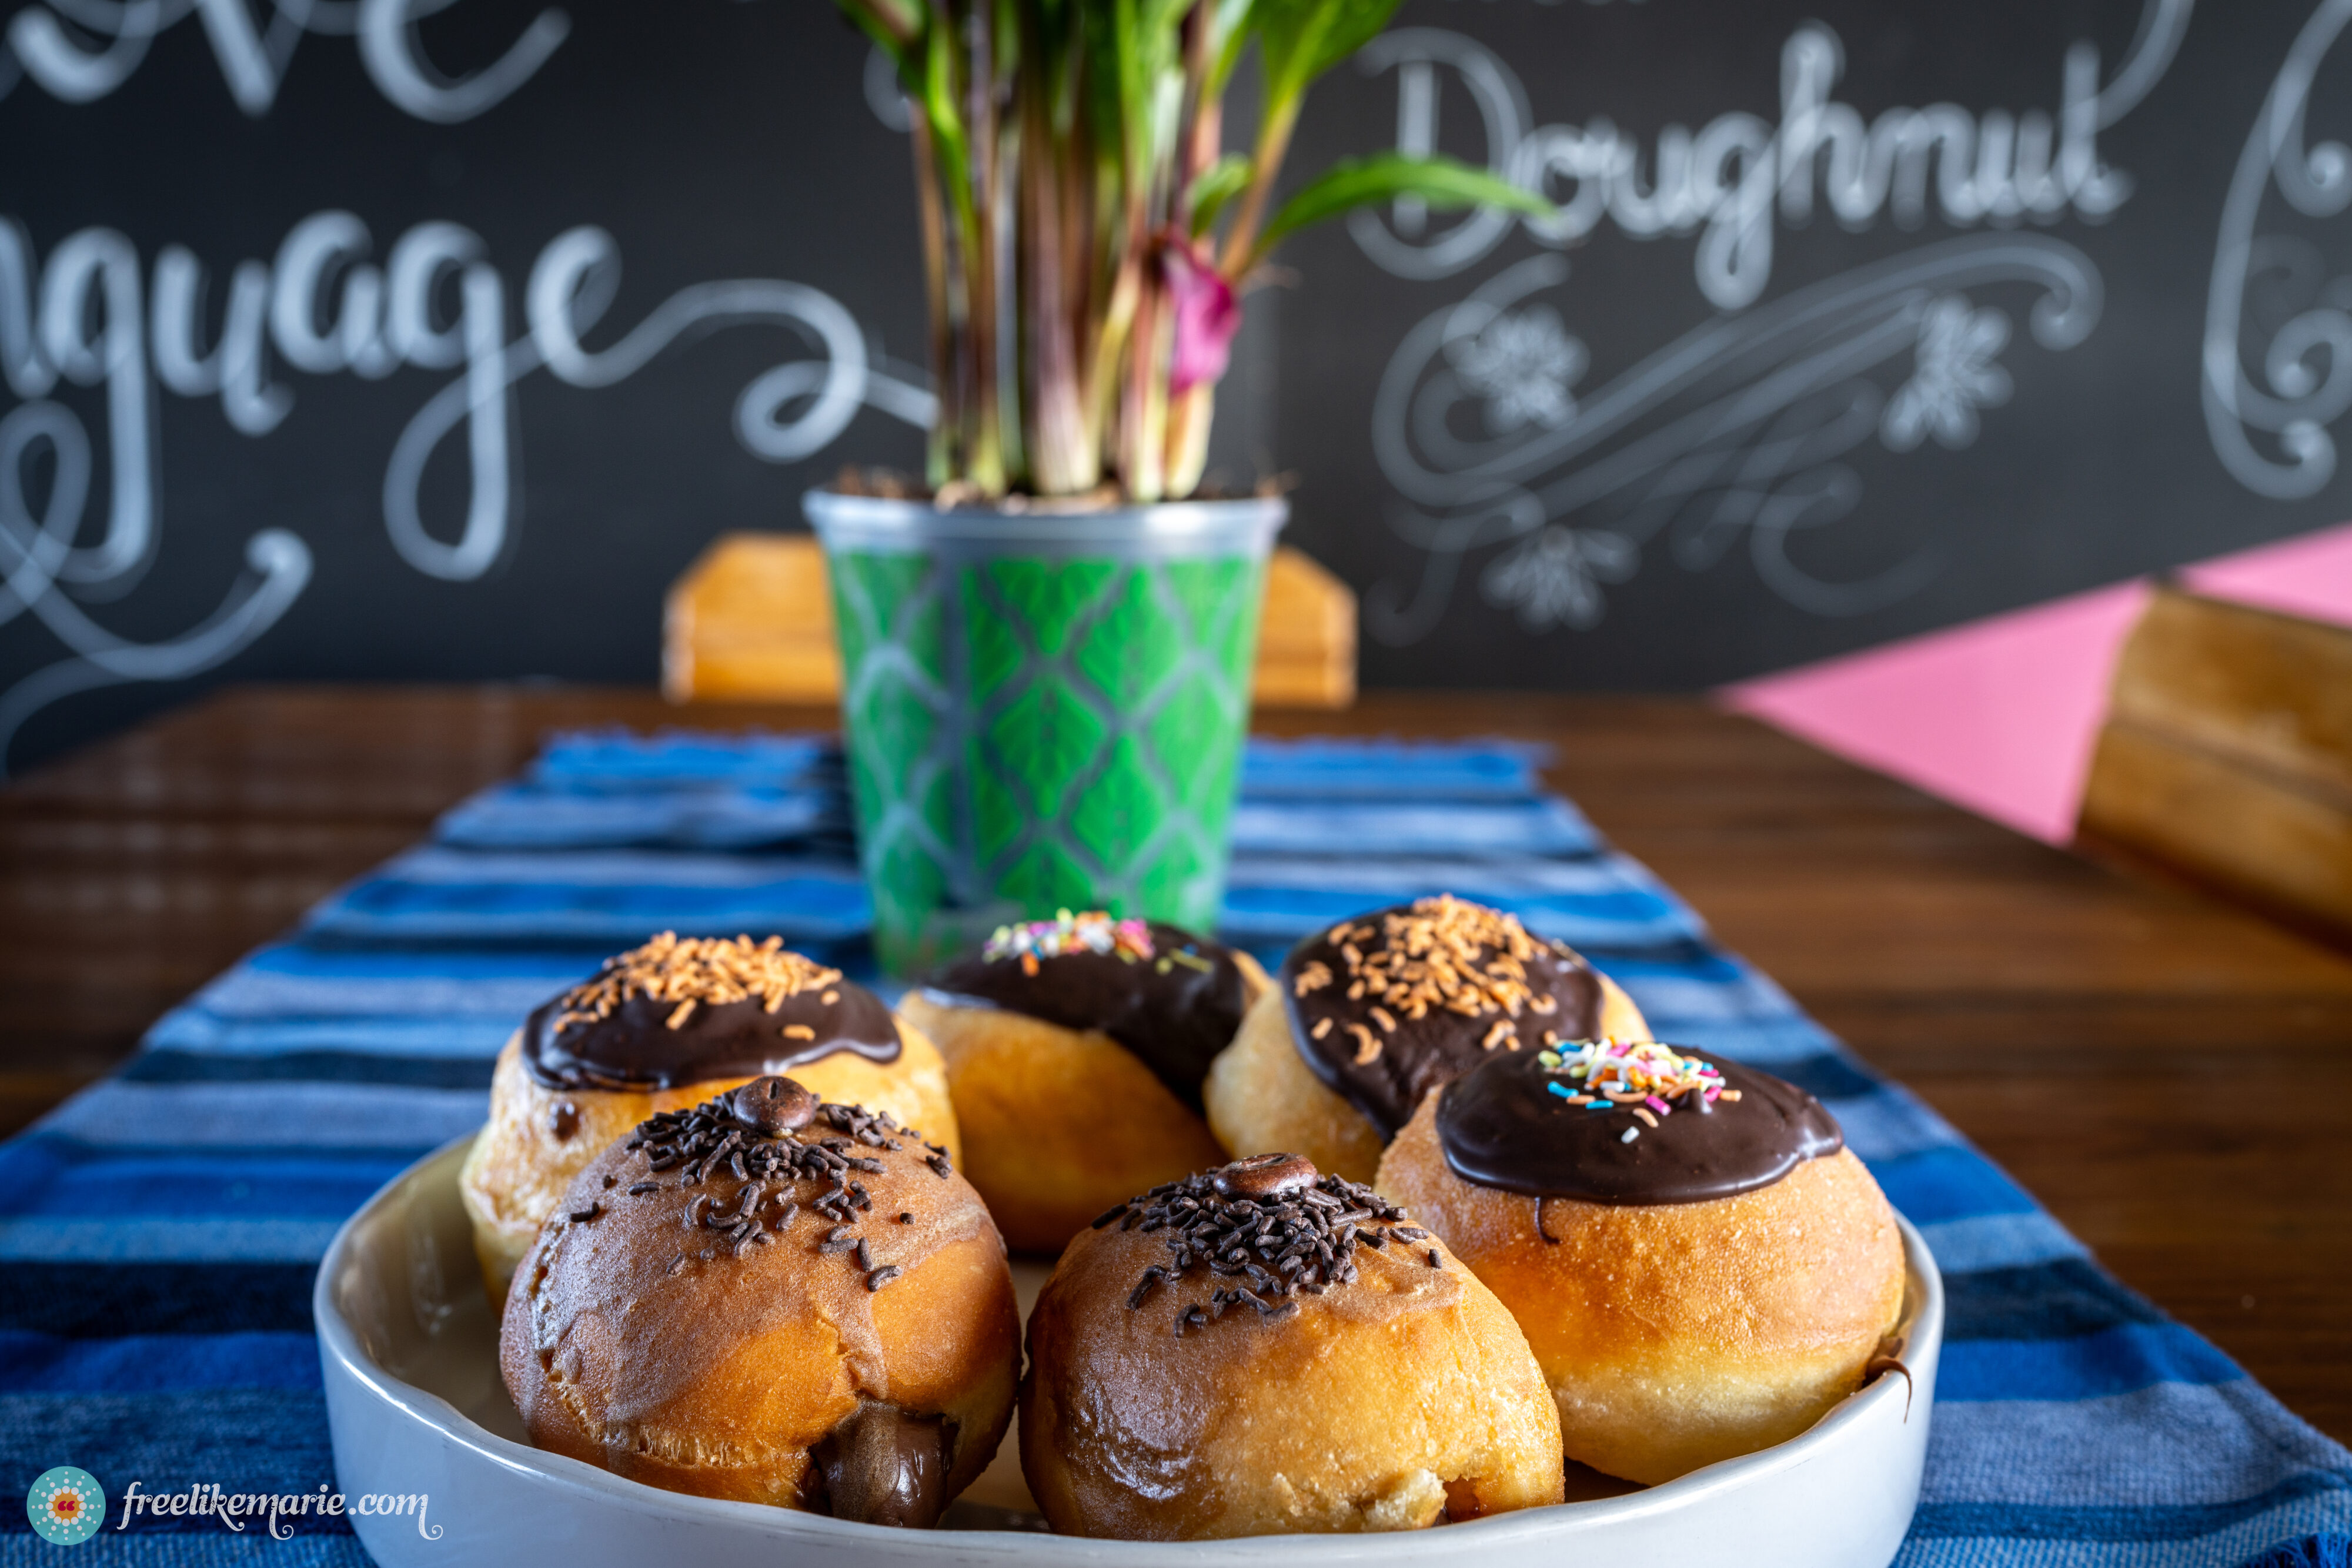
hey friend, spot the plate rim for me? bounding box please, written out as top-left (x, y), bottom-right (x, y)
top-left (315, 1131), bottom-right (1944, 1559)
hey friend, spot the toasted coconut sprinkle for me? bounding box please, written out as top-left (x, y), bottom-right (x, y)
top-left (1319, 895), bottom-right (1573, 1027)
top-left (550, 932), bottom-right (844, 1034)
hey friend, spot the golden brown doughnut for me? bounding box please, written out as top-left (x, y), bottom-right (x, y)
top-left (500, 1076), bottom-right (1017, 1526)
top-left (1020, 1154), bottom-right (1563, 1539)
top-left (903, 915), bottom-right (1267, 1253)
top-left (1375, 1039), bottom-right (1906, 1484)
top-left (1204, 897), bottom-right (1645, 1182)
top-left (459, 933), bottom-right (958, 1302)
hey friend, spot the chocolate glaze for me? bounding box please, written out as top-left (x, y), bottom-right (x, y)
top-left (811, 1401), bottom-right (957, 1528)
top-left (1280, 905), bottom-right (1606, 1138)
top-left (522, 984), bottom-right (900, 1092)
top-left (1435, 1047), bottom-right (1844, 1206)
top-left (920, 922), bottom-right (1245, 1114)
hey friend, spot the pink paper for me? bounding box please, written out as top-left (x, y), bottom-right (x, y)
top-left (1721, 583), bottom-right (2153, 844)
top-left (2178, 524), bottom-right (2352, 629)
top-left (1723, 520), bottom-right (2352, 843)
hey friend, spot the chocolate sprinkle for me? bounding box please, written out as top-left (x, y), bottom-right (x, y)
top-left (608, 1075), bottom-right (946, 1291)
top-left (1096, 1156), bottom-right (1431, 1335)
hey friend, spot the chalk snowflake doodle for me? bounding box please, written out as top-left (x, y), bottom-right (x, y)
top-left (1882, 296), bottom-right (2014, 453)
top-left (1452, 306), bottom-right (1586, 436)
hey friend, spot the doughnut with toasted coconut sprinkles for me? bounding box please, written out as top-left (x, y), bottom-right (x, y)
top-left (1202, 895), bottom-right (1646, 1182)
top-left (458, 931), bottom-right (960, 1306)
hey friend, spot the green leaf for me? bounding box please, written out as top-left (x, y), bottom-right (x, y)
top-left (1255, 152), bottom-right (1553, 256)
top-left (1252, 0), bottom-right (1402, 107)
top-left (831, 0), bottom-right (924, 85)
top-left (1185, 152), bottom-right (1251, 236)
top-left (1202, 0), bottom-right (1256, 96)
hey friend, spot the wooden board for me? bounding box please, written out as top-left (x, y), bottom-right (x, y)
top-left (2079, 587), bottom-right (2352, 942)
top-left (664, 536), bottom-right (1355, 709)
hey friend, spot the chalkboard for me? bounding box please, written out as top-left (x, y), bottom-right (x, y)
top-left (2, 0), bottom-right (2348, 768)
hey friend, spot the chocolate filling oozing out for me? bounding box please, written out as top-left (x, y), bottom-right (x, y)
top-left (1435, 1043), bottom-right (1844, 1208)
top-left (812, 1402), bottom-right (958, 1529)
top-left (1093, 1154), bottom-right (1446, 1336)
top-left (523, 932), bottom-right (899, 1092)
top-left (921, 918), bottom-right (1246, 1115)
top-left (1280, 897), bottom-right (1606, 1138)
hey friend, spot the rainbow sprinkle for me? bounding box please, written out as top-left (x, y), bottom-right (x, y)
top-left (1536, 1038), bottom-right (1742, 1142)
top-left (983, 910), bottom-right (1155, 970)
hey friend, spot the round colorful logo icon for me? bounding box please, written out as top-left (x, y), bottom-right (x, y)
top-left (26, 1467), bottom-right (105, 1546)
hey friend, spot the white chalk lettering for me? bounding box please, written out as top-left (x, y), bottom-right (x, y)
top-left (3, 0), bottom-right (570, 123)
top-left (0, 208), bottom-right (928, 769)
top-left (1353, 19), bottom-right (2164, 309)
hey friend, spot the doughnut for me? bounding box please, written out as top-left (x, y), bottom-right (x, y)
top-left (1375, 1038), bottom-right (1906, 1484)
top-left (1204, 896), bottom-right (1646, 1183)
top-left (901, 912), bottom-right (1268, 1253)
top-left (459, 932), bottom-right (958, 1302)
top-left (500, 1076), bottom-right (1017, 1526)
top-left (1019, 1152), bottom-right (1564, 1539)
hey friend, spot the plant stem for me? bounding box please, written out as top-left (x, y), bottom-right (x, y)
top-left (1181, 0), bottom-right (1219, 193)
top-left (1021, 92), bottom-right (1093, 490)
top-left (908, 116), bottom-right (957, 489)
top-left (962, 0), bottom-right (1007, 494)
top-left (1217, 89), bottom-right (1299, 279)
top-left (1124, 265), bottom-right (1167, 500)
top-left (1165, 380), bottom-right (1214, 496)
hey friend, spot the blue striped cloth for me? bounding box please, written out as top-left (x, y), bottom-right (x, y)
top-left (3, 731), bottom-right (2346, 1566)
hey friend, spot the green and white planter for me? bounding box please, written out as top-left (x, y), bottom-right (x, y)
top-left (803, 490), bottom-right (1288, 977)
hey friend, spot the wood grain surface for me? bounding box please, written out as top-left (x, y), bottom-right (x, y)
top-left (5, 685), bottom-right (2346, 1440)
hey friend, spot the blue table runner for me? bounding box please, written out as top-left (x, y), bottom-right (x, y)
top-left (3, 730), bottom-right (2346, 1566)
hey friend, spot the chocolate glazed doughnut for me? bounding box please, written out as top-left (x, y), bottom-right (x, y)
top-left (502, 1077), bottom-right (1017, 1524)
top-left (1202, 896), bottom-right (1648, 1183)
top-left (899, 914), bottom-right (1268, 1253)
top-left (1020, 1155), bottom-right (1563, 1539)
top-left (1376, 1039), bottom-right (1906, 1485)
top-left (920, 918), bottom-right (1247, 1114)
top-left (459, 934), bottom-right (961, 1303)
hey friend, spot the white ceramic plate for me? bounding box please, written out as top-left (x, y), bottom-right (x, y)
top-left (317, 1134), bottom-right (1942, 1567)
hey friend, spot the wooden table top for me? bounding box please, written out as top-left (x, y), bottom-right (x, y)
top-left (8, 684), bottom-right (2348, 1441)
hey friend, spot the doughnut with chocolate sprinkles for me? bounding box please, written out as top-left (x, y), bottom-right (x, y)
top-left (502, 1076), bottom-right (1017, 1527)
top-left (1020, 1154), bottom-right (1564, 1539)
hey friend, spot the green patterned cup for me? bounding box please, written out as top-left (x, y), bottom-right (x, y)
top-left (803, 491), bottom-right (1288, 977)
